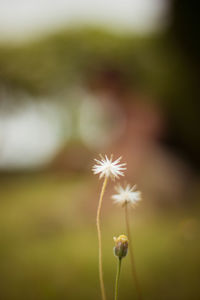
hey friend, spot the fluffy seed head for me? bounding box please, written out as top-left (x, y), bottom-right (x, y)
top-left (92, 154), bottom-right (126, 180)
top-left (112, 184), bottom-right (141, 207)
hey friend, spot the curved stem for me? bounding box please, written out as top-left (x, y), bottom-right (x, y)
top-left (96, 176), bottom-right (108, 300)
top-left (125, 203), bottom-right (142, 300)
top-left (115, 258), bottom-right (122, 300)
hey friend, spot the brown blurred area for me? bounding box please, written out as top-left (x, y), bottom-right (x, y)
top-left (50, 60), bottom-right (195, 206)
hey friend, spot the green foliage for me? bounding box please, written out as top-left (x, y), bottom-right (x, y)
top-left (0, 27), bottom-right (199, 162)
top-left (0, 28), bottom-right (142, 94)
top-left (0, 27), bottom-right (193, 101)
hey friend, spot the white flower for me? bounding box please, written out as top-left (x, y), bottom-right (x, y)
top-left (112, 184), bottom-right (141, 207)
top-left (92, 155), bottom-right (126, 180)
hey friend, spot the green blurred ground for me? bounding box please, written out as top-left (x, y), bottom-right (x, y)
top-left (0, 173), bottom-right (200, 300)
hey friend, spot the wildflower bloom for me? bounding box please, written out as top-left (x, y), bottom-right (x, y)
top-left (92, 155), bottom-right (126, 180)
top-left (93, 154), bottom-right (126, 300)
top-left (112, 184), bottom-right (141, 207)
top-left (113, 185), bottom-right (143, 299)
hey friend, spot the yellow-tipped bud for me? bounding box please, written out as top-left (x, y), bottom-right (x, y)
top-left (113, 234), bottom-right (128, 259)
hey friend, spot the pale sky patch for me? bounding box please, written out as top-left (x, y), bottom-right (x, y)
top-left (0, 0), bottom-right (169, 40)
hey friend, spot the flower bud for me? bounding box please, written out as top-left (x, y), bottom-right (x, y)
top-left (113, 235), bottom-right (128, 259)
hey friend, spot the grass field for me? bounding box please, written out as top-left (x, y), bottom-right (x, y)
top-left (0, 173), bottom-right (200, 300)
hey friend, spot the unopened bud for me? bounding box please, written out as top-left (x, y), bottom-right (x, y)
top-left (113, 235), bottom-right (128, 259)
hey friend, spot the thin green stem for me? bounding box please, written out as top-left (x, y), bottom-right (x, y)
top-left (96, 176), bottom-right (108, 300)
top-left (115, 258), bottom-right (122, 300)
top-left (125, 203), bottom-right (142, 300)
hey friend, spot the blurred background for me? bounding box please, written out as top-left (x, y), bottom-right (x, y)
top-left (0, 0), bottom-right (200, 299)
